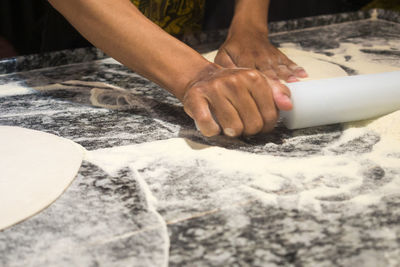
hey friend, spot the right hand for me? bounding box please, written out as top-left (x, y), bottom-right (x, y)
top-left (181, 64), bottom-right (293, 137)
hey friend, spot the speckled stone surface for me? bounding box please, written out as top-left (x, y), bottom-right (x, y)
top-left (0, 47), bottom-right (108, 75)
top-left (1, 10), bottom-right (400, 267)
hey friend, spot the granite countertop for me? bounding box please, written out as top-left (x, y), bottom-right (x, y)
top-left (1, 9), bottom-right (400, 266)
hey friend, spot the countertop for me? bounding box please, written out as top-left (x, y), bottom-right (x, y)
top-left (1, 9), bottom-right (400, 267)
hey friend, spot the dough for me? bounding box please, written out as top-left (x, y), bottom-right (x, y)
top-left (0, 126), bottom-right (84, 230)
top-left (202, 48), bottom-right (348, 80)
top-left (344, 110), bottom-right (400, 142)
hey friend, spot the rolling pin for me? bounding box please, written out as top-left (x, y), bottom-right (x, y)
top-left (280, 71), bottom-right (400, 129)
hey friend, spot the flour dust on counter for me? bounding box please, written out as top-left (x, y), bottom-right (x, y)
top-left (0, 82), bottom-right (36, 97)
top-left (86, 112), bottom-right (400, 218)
top-left (2, 12), bottom-right (400, 266)
top-left (83, 42), bottom-right (400, 265)
top-left (84, 109), bottom-right (400, 264)
top-left (0, 126), bottom-right (84, 230)
top-left (345, 109), bottom-right (400, 142)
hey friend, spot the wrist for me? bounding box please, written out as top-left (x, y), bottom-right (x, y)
top-left (229, 0), bottom-right (270, 35)
top-left (228, 21), bottom-right (269, 40)
top-left (168, 59), bottom-right (221, 102)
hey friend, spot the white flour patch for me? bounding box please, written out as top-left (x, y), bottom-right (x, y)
top-left (86, 123), bottom-right (400, 216)
top-left (345, 110), bottom-right (400, 142)
top-left (278, 42), bottom-right (400, 75)
top-left (0, 83), bottom-right (36, 97)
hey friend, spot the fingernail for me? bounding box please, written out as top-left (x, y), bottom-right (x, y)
top-left (297, 69), bottom-right (308, 77)
top-left (287, 76), bottom-right (298, 82)
top-left (194, 121), bottom-right (200, 131)
top-left (283, 94), bottom-right (291, 102)
top-left (224, 128), bottom-right (236, 137)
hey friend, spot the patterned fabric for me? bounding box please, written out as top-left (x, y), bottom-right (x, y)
top-left (131, 0), bottom-right (206, 36)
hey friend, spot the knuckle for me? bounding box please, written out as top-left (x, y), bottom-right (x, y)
top-left (195, 111), bottom-right (213, 124)
top-left (263, 109), bottom-right (279, 125)
top-left (244, 69), bottom-right (262, 80)
top-left (262, 123), bottom-right (275, 133)
top-left (184, 85), bottom-right (204, 100)
top-left (210, 79), bottom-right (226, 92)
top-left (227, 74), bottom-right (239, 84)
top-left (202, 127), bottom-right (220, 137)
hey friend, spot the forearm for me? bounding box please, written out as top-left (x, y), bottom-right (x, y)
top-left (48, 0), bottom-right (214, 100)
top-left (230, 0), bottom-right (270, 33)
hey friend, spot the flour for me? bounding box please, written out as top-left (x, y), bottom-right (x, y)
top-left (0, 83), bottom-right (36, 97)
top-left (280, 42), bottom-right (400, 72)
top-left (322, 42), bottom-right (400, 74)
top-left (345, 110), bottom-right (400, 142)
top-left (86, 127), bottom-right (400, 215)
top-left (86, 44), bottom-right (400, 216)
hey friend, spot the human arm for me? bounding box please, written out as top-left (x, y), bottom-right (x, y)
top-left (48, 0), bottom-right (292, 137)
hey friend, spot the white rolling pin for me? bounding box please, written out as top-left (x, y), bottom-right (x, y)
top-left (280, 71), bottom-right (400, 129)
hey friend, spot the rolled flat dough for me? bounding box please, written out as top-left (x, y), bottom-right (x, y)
top-left (0, 126), bottom-right (84, 230)
top-left (202, 48), bottom-right (348, 80)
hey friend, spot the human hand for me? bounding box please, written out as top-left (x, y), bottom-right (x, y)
top-left (180, 64), bottom-right (292, 137)
top-left (215, 28), bottom-right (308, 82)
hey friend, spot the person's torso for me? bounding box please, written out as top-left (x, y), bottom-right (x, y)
top-left (131, 0), bottom-right (206, 36)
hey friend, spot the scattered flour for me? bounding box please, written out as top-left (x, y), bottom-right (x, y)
top-left (345, 110), bottom-right (400, 142)
top-left (86, 43), bottom-right (400, 215)
top-left (322, 42), bottom-right (400, 74)
top-left (86, 125), bottom-right (400, 215)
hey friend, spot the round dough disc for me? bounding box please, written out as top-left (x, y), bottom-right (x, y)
top-left (202, 48), bottom-right (348, 81)
top-left (0, 126), bottom-right (84, 230)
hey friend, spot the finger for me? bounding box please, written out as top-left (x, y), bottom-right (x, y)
top-left (273, 64), bottom-right (298, 82)
top-left (277, 52), bottom-right (308, 80)
top-left (183, 94), bottom-right (221, 137)
top-left (214, 49), bottom-right (237, 68)
top-left (284, 58), bottom-right (308, 78)
top-left (267, 79), bottom-right (293, 111)
top-left (208, 96), bottom-right (244, 137)
top-left (261, 69), bottom-right (279, 81)
top-left (257, 62), bottom-right (279, 81)
top-left (224, 83), bottom-right (264, 136)
top-left (281, 51), bottom-right (308, 78)
top-left (248, 75), bottom-right (279, 133)
top-left (290, 65), bottom-right (308, 78)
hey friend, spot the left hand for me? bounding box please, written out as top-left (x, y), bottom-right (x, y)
top-left (215, 28), bottom-right (308, 83)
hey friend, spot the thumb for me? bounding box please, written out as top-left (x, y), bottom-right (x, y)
top-left (214, 49), bottom-right (237, 68)
top-left (268, 79), bottom-right (293, 111)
